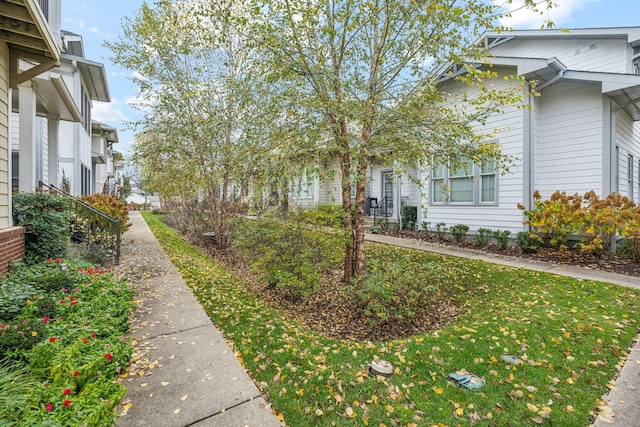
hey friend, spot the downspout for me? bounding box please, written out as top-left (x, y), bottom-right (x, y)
top-left (536, 69), bottom-right (564, 91)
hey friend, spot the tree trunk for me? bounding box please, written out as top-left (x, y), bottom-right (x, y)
top-left (354, 154), bottom-right (368, 277)
top-left (337, 119), bottom-right (355, 282)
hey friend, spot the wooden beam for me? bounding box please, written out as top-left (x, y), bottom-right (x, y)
top-left (0, 29), bottom-right (48, 53)
top-left (0, 1), bottom-right (35, 23)
top-left (0, 16), bottom-right (41, 39)
top-left (16, 58), bottom-right (57, 85)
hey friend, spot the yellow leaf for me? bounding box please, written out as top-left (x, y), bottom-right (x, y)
top-left (435, 387), bottom-right (444, 395)
top-left (385, 405), bottom-right (395, 413)
top-left (455, 408), bottom-right (464, 416)
top-left (296, 389), bottom-right (304, 397)
top-left (277, 413), bottom-right (285, 421)
top-left (567, 378), bottom-right (575, 385)
top-left (566, 405), bottom-right (575, 413)
top-left (527, 403), bottom-right (539, 413)
top-left (345, 407), bottom-right (354, 417)
top-left (564, 332), bottom-right (571, 338)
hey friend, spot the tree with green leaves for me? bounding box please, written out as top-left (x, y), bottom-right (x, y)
top-left (107, 0), bottom-right (277, 248)
top-left (243, 0), bottom-right (554, 280)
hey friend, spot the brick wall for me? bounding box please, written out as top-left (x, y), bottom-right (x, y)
top-left (0, 226), bottom-right (24, 273)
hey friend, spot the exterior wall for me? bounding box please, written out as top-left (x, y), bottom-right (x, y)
top-left (424, 68), bottom-right (526, 234)
top-left (0, 227), bottom-right (25, 273)
top-left (490, 38), bottom-right (628, 73)
top-left (615, 109), bottom-right (640, 202)
top-left (534, 82), bottom-right (604, 197)
top-left (317, 167), bottom-right (342, 205)
top-left (0, 41), bottom-right (10, 229)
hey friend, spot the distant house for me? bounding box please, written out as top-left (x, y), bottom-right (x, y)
top-left (0, 0), bottom-right (62, 272)
top-left (91, 120), bottom-right (122, 197)
top-left (292, 27), bottom-right (640, 235)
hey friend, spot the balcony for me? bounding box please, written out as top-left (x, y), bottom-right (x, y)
top-left (37, 0), bottom-right (49, 21)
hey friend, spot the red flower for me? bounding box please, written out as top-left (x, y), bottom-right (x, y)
top-left (46, 259), bottom-right (52, 264)
top-left (104, 353), bottom-right (113, 361)
top-left (73, 371), bottom-right (79, 377)
top-left (82, 337), bottom-right (88, 343)
top-left (69, 295), bottom-right (76, 301)
top-left (49, 337), bottom-right (57, 343)
top-left (63, 388), bottom-right (71, 395)
top-left (41, 316), bottom-right (50, 324)
top-left (91, 333), bottom-right (96, 339)
top-left (45, 402), bottom-right (53, 411)
top-left (70, 301), bottom-right (78, 305)
top-left (54, 258), bottom-right (63, 263)
top-left (63, 399), bottom-right (72, 407)
top-left (60, 300), bottom-right (65, 304)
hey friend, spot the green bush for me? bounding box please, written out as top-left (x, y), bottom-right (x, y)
top-left (475, 228), bottom-right (492, 247)
top-left (290, 204), bottom-right (345, 228)
top-left (434, 222), bottom-right (447, 239)
top-left (450, 224), bottom-right (469, 243)
top-left (0, 282), bottom-right (38, 322)
top-left (402, 205), bottom-right (417, 230)
top-left (0, 318), bottom-right (47, 360)
top-left (232, 217), bottom-right (347, 300)
top-left (354, 257), bottom-right (448, 327)
top-left (4, 259), bottom-right (89, 294)
top-left (12, 192), bottom-right (70, 265)
top-left (493, 230), bottom-right (511, 250)
top-left (516, 231), bottom-right (543, 253)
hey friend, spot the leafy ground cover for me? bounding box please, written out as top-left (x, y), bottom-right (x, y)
top-left (0, 259), bottom-right (134, 426)
top-left (143, 211), bottom-right (640, 426)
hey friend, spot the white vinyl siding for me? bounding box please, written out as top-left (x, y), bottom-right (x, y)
top-left (616, 110), bottom-right (640, 202)
top-left (490, 38), bottom-right (628, 74)
top-left (535, 83), bottom-right (603, 198)
top-left (0, 42), bottom-right (9, 229)
top-left (425, 67), bottom-right (525, 234)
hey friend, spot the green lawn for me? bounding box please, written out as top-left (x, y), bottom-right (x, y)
top-left (142, 212), bottom-right (639, 427)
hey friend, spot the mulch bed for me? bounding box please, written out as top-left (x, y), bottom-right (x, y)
top-left (194, 228), bottom-right (638, 342)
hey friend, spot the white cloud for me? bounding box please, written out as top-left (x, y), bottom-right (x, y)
top-left (92, 100), bottom-right (129, 123)
top-left (75, 19), bottom-right (100, 34)
top-left (497, 0), bottom-right (600, 29)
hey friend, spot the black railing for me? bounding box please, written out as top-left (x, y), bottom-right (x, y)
top-left (39, 182), bottom-right (121, 265)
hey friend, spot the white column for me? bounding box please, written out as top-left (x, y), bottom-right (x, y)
top-left (18, 82), bottom-right (37, 192)
top-left (47, 116), bottom-right (59, 186)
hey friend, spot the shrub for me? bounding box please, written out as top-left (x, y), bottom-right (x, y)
top-left (434, 222), bottom-right (447, 240)
top-left (450, 224), bottom-right (469, 243)
top-left (12, 192), bottom-right (70, 265)
top-left (377, 217), bottom-right (389, 231)
top-left (516, 231), bottom-right (543, 253)
top-left (4, 259), bottom-right (88, 294)
top-left (354, 256), bottom-right (453, 327)
top-left (0, 318), bottom-right (47, 359)
top-left (475, 228), bottom-right (492, 247)
top-left (290, 204), bottom-right (345, 228)
top-left (79, 194), bottom-right (130, 233)
top-left (0, 282), bottom-right (38, 322)
top-left (402, 205), bottom-right (417, 231)
top-left (493, 230), bottom-right (511, 250)
top-left (232, 217), bottom-right (347, 300)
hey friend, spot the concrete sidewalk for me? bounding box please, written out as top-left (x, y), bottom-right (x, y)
top-left (114, 211), bottom-right (280, 427)
top-left (365, 232), bottom-right (640, 427)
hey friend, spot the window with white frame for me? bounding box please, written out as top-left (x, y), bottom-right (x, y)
top-left (431, 164), bottom-right (445, 203)
top-left (430, 158), bottom-right (497, 205)
top-left (292, 174), bottom-right (314, 198)
top-left (449, 160), bottom-right (474, 203)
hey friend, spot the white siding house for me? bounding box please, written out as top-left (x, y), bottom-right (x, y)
top-left (289, 27), bottom-right (640, 236)
top-left (424, 27), bottom-right (640, 234)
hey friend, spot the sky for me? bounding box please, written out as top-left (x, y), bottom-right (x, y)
top-left (59, 0), bottom-right (640, 157)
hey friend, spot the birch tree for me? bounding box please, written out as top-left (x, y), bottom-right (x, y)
top-left (107, 0), bottom-right (275, 247)
top-left (244, 0), bottom-right (554, 280)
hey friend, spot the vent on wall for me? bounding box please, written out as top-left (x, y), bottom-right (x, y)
top-left (575, 42), bottom-right (598, 55)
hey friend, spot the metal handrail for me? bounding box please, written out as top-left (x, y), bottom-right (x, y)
top-left (39, 182), bottom-right (121, 265)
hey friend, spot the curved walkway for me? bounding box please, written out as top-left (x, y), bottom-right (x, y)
top-left (113, 212), bottom-right (639, 426)
top-left (114, 211), bottom-right (280, 427)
